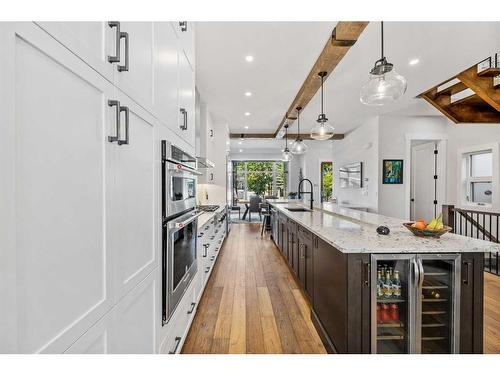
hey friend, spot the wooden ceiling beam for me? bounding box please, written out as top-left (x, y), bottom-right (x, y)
top-left (273, 21), bottom-right (369, 138)
top-left (230, 133), bottom-right (344, 140)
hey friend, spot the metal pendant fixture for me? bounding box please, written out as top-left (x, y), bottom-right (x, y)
top-left (310, 71), bottom-right (335, 140)
top-left (291, 106), bottom-right (307, 155)
top-left (282, 123), bottom-right (293, 162)
top-left (360, 21), bottom-right (407, 106)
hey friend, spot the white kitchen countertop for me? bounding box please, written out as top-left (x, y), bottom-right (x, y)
top-left (197, 205), bottom-right (226, 227)
top-left (267, 199), bottom-right (500, 254)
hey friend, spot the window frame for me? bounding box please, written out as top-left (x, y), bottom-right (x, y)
top-left (458, 143), bottom-right (499, 211)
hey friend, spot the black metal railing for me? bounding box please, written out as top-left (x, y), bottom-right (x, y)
top-left (443, 204), bottom-right (500, 275)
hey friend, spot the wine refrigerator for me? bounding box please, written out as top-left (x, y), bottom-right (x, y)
top-left (371, 254), bottom-right (461, 354)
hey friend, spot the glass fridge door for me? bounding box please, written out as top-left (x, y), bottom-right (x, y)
top-left (371, 255), bottom-right (416, 354)
top-left (416, 254), bottom-right (461, 354)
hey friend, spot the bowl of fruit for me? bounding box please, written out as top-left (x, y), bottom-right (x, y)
top-left (403, 214), bottom-right (452, 238)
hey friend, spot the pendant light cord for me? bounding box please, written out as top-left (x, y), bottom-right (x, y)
top-left (320, 74), bottom-right (324, 115)
top-left (380, 21), bottom-right (384, 59)
top-left (297, 107), bottom-right (301, 137)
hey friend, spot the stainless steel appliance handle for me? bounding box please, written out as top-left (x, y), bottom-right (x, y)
top-left (117, 31), bottom-right (129, 72)
top-left (168, 336), bottom-right (182, 354)
top-left (118, 105), bottom-right (129, 145)
top-left (107, 100), bottom-right (120, 143)
top-left (179, 21), bottom-right (188, 32)
top-left (165, 159), bottom-right (202, 175)
top-left (417, 258), bottom-right (424, 290)
top-left (168, 211), bottom-right (203, 230)
top-left (107, 22), bottom-right (121, 63)
top-left (413, 258), bottom-right (420, 288)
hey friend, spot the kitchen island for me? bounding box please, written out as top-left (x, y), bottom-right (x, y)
top-left (267, 199), bottom-right (499, 354)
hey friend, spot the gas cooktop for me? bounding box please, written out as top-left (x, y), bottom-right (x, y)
top-left (197, 205), bottom-right (220, 212)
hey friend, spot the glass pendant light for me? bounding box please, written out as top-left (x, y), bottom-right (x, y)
top-left (282, 124), bottom-right (293, 162)
top-left (360, 22), bottom-right (407, 106)
top-left (291, 106), bottom-right (307, 155)
top-left (310, 71), bottom-right (335, 140)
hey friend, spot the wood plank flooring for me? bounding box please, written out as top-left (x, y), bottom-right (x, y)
top-left (182, 222), bottom-right (500, 354)
top-left (182, 223), bottom-right (326, 354)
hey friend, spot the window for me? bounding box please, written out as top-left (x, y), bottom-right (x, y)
top-left (320, 161), bottom-right (333, 202)
top-left (465, 150), bottom-right (493, 206)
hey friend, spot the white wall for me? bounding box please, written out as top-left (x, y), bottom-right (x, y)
top-left (333, 117), bottom-right (379, 212)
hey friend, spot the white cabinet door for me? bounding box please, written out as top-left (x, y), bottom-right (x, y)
top-left (112, 22), bottom-right (155, 113)
top-left (109, 90), bottom-right (158, 302)
top-left (110, 270), bottom-right (157, 353)
top-left (0, 23), bottom-right (114, 353)
top-left (64, 312), bottom-right (113, 354)
top-left (178, 49), bottom-right (196, 148)
top-left (154, 22), bottom-right (179, 130)
top-left (171, 21), bottom-right (195, 70)
top-left (35, 21), bottom-right (115, 81)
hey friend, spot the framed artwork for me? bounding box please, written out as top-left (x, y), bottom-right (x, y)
top-left (382, 159), bottom-right (403, 184)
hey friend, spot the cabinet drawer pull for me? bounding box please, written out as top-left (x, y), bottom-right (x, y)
top-left (363, 262), bottom-right (370, 286)
top-left (205, 266), bottom-right (210, 273)
top-left (463, 260), bottom-right (472, 285)
top-left (108, 100), bottom-right (121, 143)
top-left (179, 108), bottom-right (187, 130)
top-left (117, 31), bottom-right (129, 72)
top-left (179, 21), bottom-right (188, 32)
top-left (118, 105), bottom-right (129, 145)
top-left (168, 336), bottom-right (182, 354)
top-left (187, 302), bottom-right (196, 314)
top-left (107, 21), bottom-right (121, 63)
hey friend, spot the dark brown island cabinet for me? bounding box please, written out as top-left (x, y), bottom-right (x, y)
top-left (270, 210), bottom-right (484, 354)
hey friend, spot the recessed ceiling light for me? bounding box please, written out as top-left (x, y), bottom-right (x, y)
top-left (238, 141), bottom-right (242, 145)
top-left (244, 112), bottom-right (251, 116)
top-left (244, 125), bottom-right (249, 129)
top-left (245, 91), bottom-right (252, 97)
top-left (409, 58), bottom-right (420, 66)
top-left (245, 55), bottom-right (254, 62)
top-left (239, 149), bottom-right (243, 152)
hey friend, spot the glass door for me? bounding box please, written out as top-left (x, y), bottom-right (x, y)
top-left (416, 255), bottom-right (460, 354)
top-left (371, 255), bottom-right (415, 354)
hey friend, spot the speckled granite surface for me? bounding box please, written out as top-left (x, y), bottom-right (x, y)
top-left (267, 199), bottom-right (500, 254)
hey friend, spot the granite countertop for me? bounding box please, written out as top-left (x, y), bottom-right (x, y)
top-left (197, 205), bottom-right (226, 227)
top-left (267, 199), bottom-right (500, 254)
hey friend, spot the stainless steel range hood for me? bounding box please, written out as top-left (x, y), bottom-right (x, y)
top-left (196, 156), bottom-right (215, 168)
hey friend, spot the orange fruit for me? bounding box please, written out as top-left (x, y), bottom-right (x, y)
top-left (413, 221), bottom-right (426, 230)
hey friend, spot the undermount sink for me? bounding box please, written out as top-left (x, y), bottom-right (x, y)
top-left (285, 207), bottom-right (312, 212)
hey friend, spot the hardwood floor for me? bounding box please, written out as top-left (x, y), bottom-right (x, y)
top-left (182, 223), bottom-right (326, 354)
top-left (182, 222), bottom-right (500, 354)
top-left (484, 272), bottom-right (500, 354)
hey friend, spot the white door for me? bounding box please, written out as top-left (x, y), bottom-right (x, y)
top-left (177, 49), bottom-right (196, 147)
top-left (35, 21), bottom-right (115, 81)
top-left (154, 22), bottom-right (179, 130)
top-left (112, 22), bottom-right (155, 114)
top-left (110, 271), bottom-right (157, 353)
top-left (411, 142), bottom-right (437, 221)
top-left (109, 90), bottom-right (158, 301)
top-left (0, 23), bottom-right (114, 353)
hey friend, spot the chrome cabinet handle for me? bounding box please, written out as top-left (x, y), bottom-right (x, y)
top-left (169, 336), bottom-right (182, 354)
top-left (118, 31), bottom-right (129, 72)
top-left (179, 108), bottom-right (187, 130)
top-left (108, 100), bottom-right (121, 143)
top-left (118, 105), bottom-right (129, 145)
top-left (203, 244), bottom-right (209, 257)
top-left (463, 260), bottom-right (472, 285)
top-left (179, 21), bottom-right (188, 32)
top-left (205, 266), bottom-right (210, 273)
top-left (187, 302), bottom-right (196, 314)
top-left (107, 22), bottom-right (121, 63)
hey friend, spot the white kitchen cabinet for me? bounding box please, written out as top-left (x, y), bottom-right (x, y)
top-left (177, 49), bottom-right (196, 147)
top-left (64, 312), bottom-right (113, 354)
top-left (110, 270), bottom-right (157, 354)
top-left (112, 22), bottom-right (155, 114)
top-left (171, 21), bottom-right (195, 70)
top-left (154, 22), bottom-right (179, 131)
top-left (0, 22), bottom-right (114, 353)
top-left (35, 21), bottom-right (115, 82)
top-left (109, 89), bottom-right (158, 302)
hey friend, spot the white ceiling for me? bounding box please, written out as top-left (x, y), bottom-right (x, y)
top-left (195, 21), bottom-right (336, 131)
top-left (196, 21), bottom-right (500, 150)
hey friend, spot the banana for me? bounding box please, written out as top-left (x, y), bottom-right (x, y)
top-left (426, 214), bottom-right (443, 230)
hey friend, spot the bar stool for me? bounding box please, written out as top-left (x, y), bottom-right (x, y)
top-left (260, 203), bottom-right (271, 236)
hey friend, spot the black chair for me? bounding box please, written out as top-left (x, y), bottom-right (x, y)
top-left (248, 196), bottom-right (262, 222)
top-left (260, 202), bottom-right (271, 236)
top-left (230, 205), bottom-right (241, 219)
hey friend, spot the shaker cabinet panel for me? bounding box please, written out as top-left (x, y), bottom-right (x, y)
top-left (2, 23), bottom-right (114, 353)
top-left (112, 22), bottom-right (155, 113)
top-left (109, 92), bottom-right (158, 301)
top-left (177, 49), bottom-right (196, 147)
top-left (35, 21), bottom-right (115, 81)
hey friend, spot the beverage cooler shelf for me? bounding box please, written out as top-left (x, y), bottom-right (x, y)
top-left (377, 298), bottom-right (405, 303)
top-left (422, 336), bottom-right (446, 341)
top-left (377, 321), bottom-right (404, 328)
top-left (422, 298), bottom-right (448, 302)
top-left (377, 335), bottom-right (405, 341)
